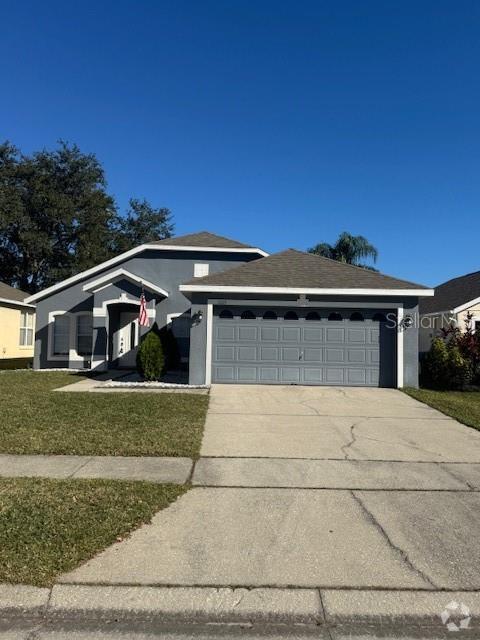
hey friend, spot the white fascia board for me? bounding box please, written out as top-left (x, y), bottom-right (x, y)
top-left (453, 296), bottom-right (480, 314)
top-left (25, 244), bottom-right (267, 303)
top-left (0, 297), bottom-right (36, 309)
top-left (179, 285), bottom-right (435, 297)
top-left (82, 268), bottom-right (169, 297)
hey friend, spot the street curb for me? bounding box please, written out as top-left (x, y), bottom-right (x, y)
top-left (1, 584), bottom-right (480, 628)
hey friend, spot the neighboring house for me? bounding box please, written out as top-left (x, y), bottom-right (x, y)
top-left (26, 231), bottom-right (433, 388)
top-left (0, 282), bottom-right (36, 363)
top-left (419, 270), bottom-right (480, 353)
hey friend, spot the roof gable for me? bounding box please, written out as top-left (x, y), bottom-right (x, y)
top-left (0, 282), bottom-right (33, 306)
top-left (420, 270), bottom-right (480, 314)
top-left (181, 249), bottom-right (432, 293)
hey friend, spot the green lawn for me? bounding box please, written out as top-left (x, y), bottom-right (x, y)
top-left (0, 371), bottom-right (208, 457)
top-left (404, 388), bottom-right (480, 431)
top-left (0, 478), bottom-right (186, 586)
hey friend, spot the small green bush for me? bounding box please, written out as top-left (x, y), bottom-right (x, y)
top-left (423, 338), bottom-right (449, 389)
top-left (136, 330), bottom-right (164, 381)
top-left (422, 337), bottom-right (472, 390)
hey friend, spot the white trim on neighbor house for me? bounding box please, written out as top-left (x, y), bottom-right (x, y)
top-left (0, 297), bottom-right (35, 309)
top-left (180, 285), bottom-right (434, 297)
top-left (453, 296), bottom-right (480, 314)
top-left (82, 268), bottom-right (169, 297)
top-left (25, 244), bottom-right (268, 303)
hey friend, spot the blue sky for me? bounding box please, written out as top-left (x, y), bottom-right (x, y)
top-left (1, 1), bottom-right (478, 287)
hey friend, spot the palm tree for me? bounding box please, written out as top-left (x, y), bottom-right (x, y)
top-left (308, 232), bottom-right (378, 270)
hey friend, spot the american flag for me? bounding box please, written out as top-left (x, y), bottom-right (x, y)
top-left (138, 292), bottom-right (150, 327)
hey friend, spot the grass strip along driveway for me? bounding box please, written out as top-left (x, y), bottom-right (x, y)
top-left (0, 478), bottom-right (186, 586)
top-left (0, 371), bottom-right (208, 457)
top-left (405, 388), bottom-right (480, 431)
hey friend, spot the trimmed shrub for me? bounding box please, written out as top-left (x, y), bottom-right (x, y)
top-left (136, 330), bottom-right (164, 381)
top-left (447, 345), bottom-right (472, 389)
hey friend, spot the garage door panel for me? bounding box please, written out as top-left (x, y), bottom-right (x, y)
top-left (282, 327), bottom-right (301, 341)
top-left (325, 348), bottom-right (344, 363)
top-left (326, 327), bottom-right (345, 342)
top-left (347, 328), bottom-right (367, 342)
top-left (238, 326), bottom-right (257, 341)
top-left (260, 327), bottom-right (280, 341)
top-left (304, 327), bottom-right (323, 341)
top-left (238, 367), bottom-right (258, 381)
top-left (283, 347), bottom-right (301, 362)
top-left (238, 346), bottom-right (257, 361)
top-left (216, 346), bottom-right (235, 361)
top-left (281, 368), bottom-right (301, 382)
top-left (214, 366), bottom-right (235, 381)
top-left (347, 369), bottom-right (367, 385)
top-left (212, 308), bottom-right (395, 387)
top-left (260, 346), bottom-right (280, 361)
top-left (216, 326), bottom-right (235, 341)
top-left (260, 367), bottom-right (279, 382)
top-left (347, 349), bottom-right (367, 363)
top-left (304, 348), bottom-right (322, 362)
top-left (325, 368), bottom-right (344, 384)
top-left (304, 368), bottom-right (323, 383)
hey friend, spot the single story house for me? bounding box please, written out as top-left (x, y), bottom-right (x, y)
top-left (26, 231), bottom-right (433, 388)
top-left (419, 270), bottom-right (480, 353)
top-left (0, 282), bottom-right (36, 365)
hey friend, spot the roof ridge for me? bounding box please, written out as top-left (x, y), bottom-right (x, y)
top-left (287, 248), bottom-right (428, 289)
top-left (435, 269), bottom-right (480, 288)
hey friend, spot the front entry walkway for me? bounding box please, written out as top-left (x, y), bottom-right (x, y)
top-left (60, 384), bottom-right (480, 592)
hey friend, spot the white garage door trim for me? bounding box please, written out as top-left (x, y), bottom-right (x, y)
top-left (205, 301), bottom-right (404, 388)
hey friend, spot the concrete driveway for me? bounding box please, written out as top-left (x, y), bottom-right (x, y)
top-left (62, 385), bottom-right (480, 593)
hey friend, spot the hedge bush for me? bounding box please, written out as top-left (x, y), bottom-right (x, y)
top-left (136, 330), bottom-right (164, 381)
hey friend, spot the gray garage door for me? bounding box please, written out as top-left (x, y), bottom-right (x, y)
top-left (212, 307), bottom-right (396, 387)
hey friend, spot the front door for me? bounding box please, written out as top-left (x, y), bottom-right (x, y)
top-left (114, 311), bottom-right (139, 368)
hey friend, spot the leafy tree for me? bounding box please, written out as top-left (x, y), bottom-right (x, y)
top-left (0, 141), bottom-right (174, 293)
top-left (114, 198), bottom-right (173, 253)
top-left (308, 232), bottom-right (378, 270)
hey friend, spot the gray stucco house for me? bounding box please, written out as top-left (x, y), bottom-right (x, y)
top-left (26, 231), bottom-right (433, 388)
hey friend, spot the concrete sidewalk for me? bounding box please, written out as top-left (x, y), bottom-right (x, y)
top-left (0, 454), bottom-right (192, 484)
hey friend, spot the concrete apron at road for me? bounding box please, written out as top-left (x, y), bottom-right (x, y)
top-left (59, 385), bottom-right (480, 595)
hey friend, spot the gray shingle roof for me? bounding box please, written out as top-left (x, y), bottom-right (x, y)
top-left (150, 231), bottom-right (258, 249)
top-left (420, 270), bottom-right (480, 314)
top-left (183, 249), bottom-right (430, 290)
top-left (0, 282), bottom-right (30, 303)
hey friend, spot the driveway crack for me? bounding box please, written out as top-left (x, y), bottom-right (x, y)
top-left (351, 490), bottom-right (438, 588)
top-left (341, 418), bottom-right (368, 460)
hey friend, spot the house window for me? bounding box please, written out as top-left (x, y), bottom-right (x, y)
top-left (350, 312), bottom-right (364, 322)
top-left (475, 320), bottom-right (480, 334)
top-left (284, 311), bottom-right (298, 320)
top-left (328, 312), bottom-right (343, 321)
top-left (53, 315), bottom-right (70, 356)
top-left (373, 312), bottom-right (387, 322)
top-left (77, 315), bottom-right (93, 356)
top-left (219, 309), bottom-right (233, 319)
top-left (305, 311), bottom-right (320, 321)
top-left (19, 311), bottom-right (34, 346)
top-left (241, 310), bottom-right (256, 320)
top-left (194, 263), bottom-right (209, 278)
